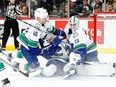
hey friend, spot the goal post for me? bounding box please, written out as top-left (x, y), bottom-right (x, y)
top-left (94, 12), bottom-right (116, 52)
top-left (94, 12), bottom-right (116, 54)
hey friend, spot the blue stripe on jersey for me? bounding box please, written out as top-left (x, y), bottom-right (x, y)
top-left (74, 44), bottom-right (86, 57)
top-left (28, 46), bottom-right (42, 56)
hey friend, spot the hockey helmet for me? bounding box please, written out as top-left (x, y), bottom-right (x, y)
top-left (34, 8), bottom-right (49, 24)
top-left (69, 16), bottom-right (79, 32)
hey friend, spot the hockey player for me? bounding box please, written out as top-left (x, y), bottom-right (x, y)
top-left (16, 8), bottom-right (66, 76)
top-left (64, 16), bottom-right (99, 65)
top-left (0, 61), bottom-right (11, 87)
top-left (39, 16), bottom-right (99, 77)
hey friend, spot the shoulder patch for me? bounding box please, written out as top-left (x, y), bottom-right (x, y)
top-left (35, 23), bottom-right (40, 29)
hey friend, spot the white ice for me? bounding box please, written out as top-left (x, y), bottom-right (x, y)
top-left (0, 51), bottom-right (116, 87)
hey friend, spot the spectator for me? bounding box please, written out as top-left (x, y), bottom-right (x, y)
top-left (89, 4), bottom-right (102, 17)
top-left (62, 0), bottom-right (83, 17)
top-left (90, 0), bottom-right (103, 11)
top-left (106, 0), bottom-right (114, 5)
top-left (77, 0), bottom-right (93, 17)
top-left (0, 0), bottom-right (9, 17)
top-left (37, 0), bottom-right (42, 8)
top-left (26, 0), bottom-right (38, 17)
top-left (20, 0), bottom-right (27, 7)
top-left (106, 2), bottom-right (114, 12)
top-left (40, 0), bottom-right (54, 15)
top-left (63, 1), bottom-right (77, 17)
top-left (113, 0), bottom-right (116, 11)
top-left (91, 0), bottom-right (103, 7)
top-left (21, 6), bottom-right (28, 17)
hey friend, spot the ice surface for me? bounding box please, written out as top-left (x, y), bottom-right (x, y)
top-left (0, 51), bottom-right (116, 87)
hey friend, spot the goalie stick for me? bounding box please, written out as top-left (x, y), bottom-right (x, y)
top-left (0, 57), bottom-right (29, 77)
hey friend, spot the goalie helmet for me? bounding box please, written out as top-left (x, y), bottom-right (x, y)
top-left (69, 16), bottom-right (79, 33)
top-left (34, 8), bottom-right (49, 24)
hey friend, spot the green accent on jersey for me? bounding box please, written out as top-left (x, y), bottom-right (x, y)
top-left (49, 26), bottom-right (56, 33)
top-left (19, 33), bottom-right (28, 44)
top-left (0, 62), bottom-right (5, 70)
top-left (87, 42), bottom-right (96, 51)
top-left (19, 33), bottom-right (38, 48)
top-left (74, 44), bottom-right (86, 50)
top-left (28, 40), bottom-right (38, 47)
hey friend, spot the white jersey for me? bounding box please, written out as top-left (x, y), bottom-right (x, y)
top-left (17, 19), bottom-right (55, 49)
top-left (64, 23), bottom-right (97, 54)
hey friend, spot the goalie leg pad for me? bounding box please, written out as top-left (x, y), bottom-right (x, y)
top-left (84, 51), bottom-right (99, 62)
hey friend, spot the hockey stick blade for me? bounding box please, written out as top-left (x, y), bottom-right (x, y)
top-left (0, 58), bottom-right (29, 77)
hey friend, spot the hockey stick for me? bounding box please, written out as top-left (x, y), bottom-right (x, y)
top-left (17, 18), bottom-right (47, 33)
top-left (0, 47), bottom-right (29, 77)
top-left (17, 18), bottom-right (72, 50)
top-left (0, 50), bottom-right (13, 62)
top-left (0, 57), bottom-right (29, 77)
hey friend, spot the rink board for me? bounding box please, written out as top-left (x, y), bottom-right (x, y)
top-left (76, 63), bottom-right (115, 76)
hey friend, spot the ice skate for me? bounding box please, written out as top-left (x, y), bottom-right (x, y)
top-left (2, 78), bottom-right (11, 87)
top-left (63, 63), bottom-right (77, 79)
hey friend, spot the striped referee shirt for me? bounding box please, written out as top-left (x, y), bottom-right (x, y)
top-left (5, 3), bottom-right (22, 19)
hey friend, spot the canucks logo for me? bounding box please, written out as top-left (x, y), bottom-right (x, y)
top-left (35, 23), bottom-right (40, 29)
top-left (73, 32), bottom-right (78, 38)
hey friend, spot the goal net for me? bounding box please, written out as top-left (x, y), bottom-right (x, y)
top-left (94, 12), bottom-right (116, 62)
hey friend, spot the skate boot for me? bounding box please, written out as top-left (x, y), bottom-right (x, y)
top-left (63, 63), bottom-right (77, 79)
top-left (11, 61), bottom-right (20, 72)
top-left (2, 78), bottom-right (11, 87)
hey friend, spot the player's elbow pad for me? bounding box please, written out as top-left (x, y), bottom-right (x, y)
top-left (53, 29), bottom-right (66, 38)
top-left (28, 46), bottom-right (42, 56)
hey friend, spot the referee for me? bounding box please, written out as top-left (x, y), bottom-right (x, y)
top-left (2, 0), bottom-right (21, 50)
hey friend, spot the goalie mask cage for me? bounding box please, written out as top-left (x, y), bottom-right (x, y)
top-left (94, 12), bottom-right (116, 61)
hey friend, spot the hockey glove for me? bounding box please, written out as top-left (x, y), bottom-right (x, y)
top-left (66, 43), bottom-right (74, 52)
top-left (53, 29), bottom-right (66, 38)
top-left (52, 37), bottom-right (62, 46)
